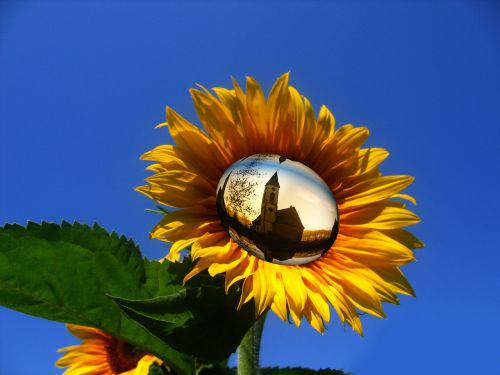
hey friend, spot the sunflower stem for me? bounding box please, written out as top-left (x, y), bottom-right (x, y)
top-left (237, 313), bottom-right (267, 375)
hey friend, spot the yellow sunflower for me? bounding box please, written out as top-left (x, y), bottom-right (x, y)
top-left (56, 324), bottom-right (162, 374)
top-left (137, 73), bottom-right (423, 334)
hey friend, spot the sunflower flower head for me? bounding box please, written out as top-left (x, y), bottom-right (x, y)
top-left (138, 73), bottom-right (423, 334)
top-left (56, 324), bottom-right (162, 374)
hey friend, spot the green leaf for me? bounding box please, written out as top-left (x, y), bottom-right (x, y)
top-left (110, 283), bottom-right (255, 362)
top-left (0, 221), bottom-right (194, 375)
top-left (0, 221), bottom-right (257, 372)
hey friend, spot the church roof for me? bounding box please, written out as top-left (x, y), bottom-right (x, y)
top-left (265, 172), bottom-right (280, 188)
top-left (276, 206), bottom-right (304, 230)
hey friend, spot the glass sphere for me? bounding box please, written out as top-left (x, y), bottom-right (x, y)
top-left (216, 154), bottom-right (339, 265)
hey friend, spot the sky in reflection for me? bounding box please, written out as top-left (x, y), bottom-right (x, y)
top-left (217, 154), bottom-right (338, 231)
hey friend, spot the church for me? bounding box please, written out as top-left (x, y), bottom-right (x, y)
top-left (252, 172), bottom-right (305, 242)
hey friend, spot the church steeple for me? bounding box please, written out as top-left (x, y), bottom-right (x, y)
top-left (266, 172), bottom-right (280, 188)
top-left (258, 171), bottom-right (280, 233)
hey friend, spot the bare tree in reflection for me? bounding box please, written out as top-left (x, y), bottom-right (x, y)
top-left (226, 159), bottom-right (262, 222)
top-left (227, 176), bottom-right (258, 218)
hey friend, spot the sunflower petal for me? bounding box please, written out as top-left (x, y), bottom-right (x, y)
top-left (252, 261), bottom-right (277, 316)
top-left (281, 267), bottom-right (307, 326)
top-left (270, 272), bottom-right (288, 321)
top-left (191, 232), bottom-right (231, 260)
top-left (333, 230), bottom-right (415, 265)
top-left (150, 206), bottom-right (220, 242)
top-left (337, 175), bottom-right (414, 209)
top-left (316, 105), bottom-right (336, 141)
top-left (190, 87), bottom-right (245, 162)
top-left (238, 276), bottom-right (255, 311)
top-left (166, 107), bottom-right (230, 170)
top-left (246, 76), bottom-right (270, 140)
top-left (267, 72), bottom-right (291, 141)
top-left (341, 204), bottom-right (421, 230)
top-left (225, 254), bottom-right (257, 292)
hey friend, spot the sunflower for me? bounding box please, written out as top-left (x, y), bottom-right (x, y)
top-left (56, 324), bottom-right (162, 374)
top-left (137, 73), bottom-right (423, 334)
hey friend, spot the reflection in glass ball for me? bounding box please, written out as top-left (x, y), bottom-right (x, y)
top-left (216, 154), bottom-right (339, 265)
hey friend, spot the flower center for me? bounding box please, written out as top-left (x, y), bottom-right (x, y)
top-left (107, 337), bottom-right (145, 373)
top-left (216, 154), bottom-right (339, 265)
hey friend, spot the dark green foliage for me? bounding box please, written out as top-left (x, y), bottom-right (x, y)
top-left (0, 222), bottom-right (252, 374)
top-left (261, 368), bottom-right (350, 375)
top-left (111, 286), bottom-right (255, 362)
top-left (0, 221), bottom-right (349, 375)
top-left (198, 365), bottom-right (349, 375)
top-left (0, 222), bottom-right (194, 374)
top-left (198, 364), bottom-right (235, 375)
top-left (148, 363), bottom-right (170, 375)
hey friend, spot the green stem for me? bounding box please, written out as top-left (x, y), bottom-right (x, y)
top-left (237, 313), bottom-right (267, 375)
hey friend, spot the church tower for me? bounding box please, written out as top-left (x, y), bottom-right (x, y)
top-left (258, 172), bottom-right (280, 233)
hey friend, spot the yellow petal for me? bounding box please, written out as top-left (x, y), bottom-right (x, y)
top-left (280, 266), bottom-right (307, 326)
top-left (252, 261), bottom-right (277, 316)
top-left (334, 257), bottom-right (400, 304)
top-left (337, 175), bottom-right (414, 209)
top-left (270, 272), bottom-right (288, 321)
top-left (165, 237), bottom-right (198, 262)
top-left (140, 144), bottom-right (219, 185)
top-left (335, 125), bottom-right (370, 155)
top-left (372, 265), bottom-right (415, 297)
top-left (303, 301), bottom-right (325, 334)
top-left (267, 72), bottom-right (291, 142)
top-left (298, 95), bottom-right (318, 158)
top-left (225, 254), bottom-right (257, 292)
top-left (183, 256), bottom-right (214, 283)
top-left (208, 245), bottom-right (245, 276)
top-left (66, 325), bottom-right (108, 340)
top-left (316, 105), bottom-right (336, 142)
top-left (393, 193), bottom-right (417, 205)
top-left (304, 279), bottom-right (330, 325)
top-left (310, 125), bottom-right (368, 176)
top-left (326, 148), bottom-right (389, 183)
top-left (166, 107), bottom-right (230, 171)
top-left (323, 261), bottom-right (386, 318)
top-left (341, 204), bottom-right (421, 230)
top-left (140, 145), bottom-right (188, 169)
top-left (246, 76), bottom-right (270, 140)
top-left (138, 169), bottom-right (215, 208)
top-left (238, 275), bottom-right (255, 311)
top-left (230, 77), bottom-right (261, 154)
top-left (380, 228), bottom-right (425, 249)
top-left (191, 232), bottom-right (231, 260)
top-left (190, 87), bottom-right (246, 162)
top-left (333, 230), bottom-right (415, 265)
top-left (150, 206), bottom-right (220, 242)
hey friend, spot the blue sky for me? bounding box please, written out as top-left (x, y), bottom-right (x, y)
top-left (1, 1), bottom-right (499, 374)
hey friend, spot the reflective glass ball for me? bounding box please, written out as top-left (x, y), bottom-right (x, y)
top-left (216, 154), bottom-right (339, 265)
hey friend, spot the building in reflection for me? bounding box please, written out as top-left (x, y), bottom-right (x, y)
top-left (216, 164), bottom-right (338, 265)
top-left (252, 172), bottom-right (305, 242)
